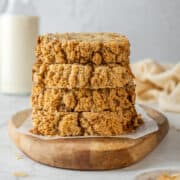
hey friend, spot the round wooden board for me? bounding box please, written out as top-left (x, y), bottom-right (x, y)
top-left (8, 105), bottom-right (169, 170)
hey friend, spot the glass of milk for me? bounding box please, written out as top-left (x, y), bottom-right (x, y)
top-left (0, 0), bottom-right (39, 95)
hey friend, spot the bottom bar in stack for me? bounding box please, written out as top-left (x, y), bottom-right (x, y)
top-left (31, 107), bottom-right (143, 136)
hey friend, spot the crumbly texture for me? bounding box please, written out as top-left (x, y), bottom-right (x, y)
top-left (31, 32), bottom-right (143, 137)
top-left (32, 64), bottom-right (134, 89)
top-left (31, 84), bottom-right (136, 112)
top-left (35, 33), bottom-right (130, 65)
top-left (31, 108), bottom-right (143, 136)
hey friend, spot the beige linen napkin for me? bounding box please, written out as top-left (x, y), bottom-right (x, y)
top-left (131, 59), bottom-right (180, 113)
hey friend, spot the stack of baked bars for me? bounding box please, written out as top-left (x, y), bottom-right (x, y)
top-left (31, 33), bottom-right (143, 136)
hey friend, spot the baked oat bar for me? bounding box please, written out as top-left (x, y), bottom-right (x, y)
top-left (35, 32), bottom-right (130, 65)
top-left (31, 84), bottom-right (136, 112)
top-left (31, 108), bottom-right (143, 136)
top-left (32, 64), bottom-right (134, 89)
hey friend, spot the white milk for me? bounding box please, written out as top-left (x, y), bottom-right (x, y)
top-left (0, 15), bottom-right (38, 94)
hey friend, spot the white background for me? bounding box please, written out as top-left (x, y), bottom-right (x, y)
top-left (0, 0), bottom-right (180, 63)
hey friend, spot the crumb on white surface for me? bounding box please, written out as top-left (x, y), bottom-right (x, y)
top-left (12, 172), bottom-right (28, 177)
top-left (15, 154), bottom-right (24, 160)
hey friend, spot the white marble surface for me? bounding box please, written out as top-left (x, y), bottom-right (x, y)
top-left (0, 95), bottom-right (180, 180)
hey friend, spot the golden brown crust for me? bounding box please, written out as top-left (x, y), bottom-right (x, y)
top-left (31, 108), bottom-right (143, 136)
top-left (35, 32), bottom-right (130, 65)
top-left (31, 84), bottom-right (136, 112)
top-left (32, 64), bottom-right (134, 89)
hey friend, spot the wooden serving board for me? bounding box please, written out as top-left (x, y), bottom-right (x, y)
top-left (8, 105), bottom-right (169, 170)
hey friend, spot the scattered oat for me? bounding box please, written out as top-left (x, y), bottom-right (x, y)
top-left (13, 172), bottom-right (28, 177)
top-left (16, 154), bottom-right (24, 160)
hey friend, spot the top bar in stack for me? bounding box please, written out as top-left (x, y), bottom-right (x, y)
top-left (35, 32), bottom-right (130, 65)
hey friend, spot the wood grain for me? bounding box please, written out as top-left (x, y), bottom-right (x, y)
top-left (8, 105), bottom-right (169, 170)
